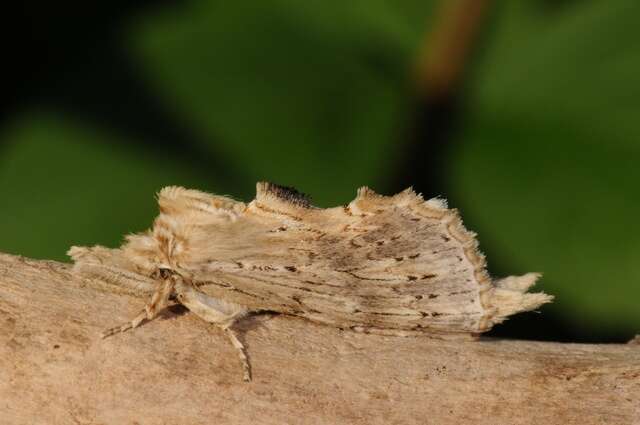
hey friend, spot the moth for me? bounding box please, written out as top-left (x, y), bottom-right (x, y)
top-left (68, 182), bottom-right (552, 381)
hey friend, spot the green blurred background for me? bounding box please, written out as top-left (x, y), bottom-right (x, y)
top-left (3, 0), bottom-right (639, 342)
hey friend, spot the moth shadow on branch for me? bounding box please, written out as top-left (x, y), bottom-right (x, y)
top-left (230, 311), bottom-right (279, 345)
top-left (232, 311), bottom-right (279, 334)
top-left (165, 302), bottom-right (189, 317)
top-left (214, 311), bottom-right (279, 379)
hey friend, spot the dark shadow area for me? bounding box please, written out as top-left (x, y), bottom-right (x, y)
top-left (4, 0), bottom-right (245, 186)
top-left (485, 311), bottom-right (635, 344)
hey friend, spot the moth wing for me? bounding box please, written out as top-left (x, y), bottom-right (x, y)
top-left (169, 183), bottom-right (551, 334)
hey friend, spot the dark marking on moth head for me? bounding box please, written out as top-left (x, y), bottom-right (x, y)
top-left (285, 266), bottom-right (297, 272)
top-left (262, 182), bottom-right (312, 207)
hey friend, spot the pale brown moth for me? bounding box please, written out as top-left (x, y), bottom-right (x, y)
top-left (68, 182), bottom-right (552, 381)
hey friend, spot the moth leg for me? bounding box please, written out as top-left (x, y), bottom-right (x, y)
top-left (173, 278), bottom-right (252, 381)
top-left (101, 275), bottom-right (175, 338)
top-left (223, 328), bottom-right (251, 382)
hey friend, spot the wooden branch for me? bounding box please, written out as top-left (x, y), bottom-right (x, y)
top-left (1, 253), bottom-right (638, 424)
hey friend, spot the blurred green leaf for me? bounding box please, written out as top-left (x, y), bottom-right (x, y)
top-left (0, 113), bottom-right (213, 261)
top-left (450, 0), bottom-right (640, 330)
top-left (128, 0), bottom-right (434, 205)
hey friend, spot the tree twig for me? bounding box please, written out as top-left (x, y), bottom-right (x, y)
top-left (0, 253), bottom-right (638, 424)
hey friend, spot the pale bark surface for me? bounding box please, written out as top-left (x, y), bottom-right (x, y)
top-left (0, 253), bottom-right (638, 425)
